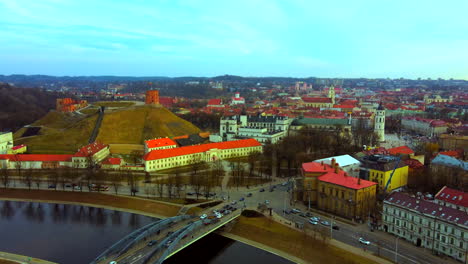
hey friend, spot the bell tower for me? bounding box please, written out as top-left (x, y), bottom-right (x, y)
top-left (374, 103), bottom-right (385, 142)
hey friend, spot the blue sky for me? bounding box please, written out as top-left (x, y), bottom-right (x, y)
top-left (0, 0), bottom-right (467, 79)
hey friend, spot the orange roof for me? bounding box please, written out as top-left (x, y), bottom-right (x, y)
top-left (388, 146), bottom-right (414, 155)
top-left (318, 171), bottom-right (377, 190)
top-left (172, 135), bottom-right (189, 140)
top-left (102, 157), bottom-right (122, 165)
top-left (75, 142), bottom-right (108, 157)
top-left (143, 139), bottom-right (261, 161)
top-left (145, 138), bottom-right (177, 149)
top-left (0, 154), bottom-right (74, 162)
top-left (439, 150), bottom-right (463, 159)
top-left (302, 162), bottom-right (334, 174)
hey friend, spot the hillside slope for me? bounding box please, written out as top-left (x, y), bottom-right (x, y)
top-left (96, 105), bottom-right (200, 144)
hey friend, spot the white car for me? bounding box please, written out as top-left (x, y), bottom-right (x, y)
top-left (264, 200), bottom-right (270, 205)
top-left (215, 212), bottom-right (223, 218)
top-left (74, 186), bottom-right (81, 190)
top-left (308, 220), bottom-right (318, 225)
top-left (109, 262), bottom-right (117, 264)
top-left (359, 237), bottom-right (371, 245)
top-left (200, 214), bottom-right (207, 219)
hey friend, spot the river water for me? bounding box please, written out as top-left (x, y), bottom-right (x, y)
top-left (0, 201), bottom-right (292, 264)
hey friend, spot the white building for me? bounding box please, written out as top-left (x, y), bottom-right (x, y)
top-left (374, 104), bottom-right (385, 142)
top-left (211, 113), bottom-right (293, 144)
top-left (231, 92), bottom-right (245, 105)
top-left (0, 132), bottom-right (13, 154)
top-left (435, 186), bottom-right (468, 213)
top-left (382, 192), bottom-right (468, 262)
top-left (144, 139), bottom-right (262, 172)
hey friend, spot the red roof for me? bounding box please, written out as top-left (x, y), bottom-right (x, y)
top-left (75, 142), bottom-right (108, 157)
top-left (143, 139), bottom-right (261, 161)
top-left (333, 104), bottom-right (355, 109)
top-left (388, 146), bottom-right (415, 155)
top-left (436, 186), bottom-right (468, 208)
top-left (438, 150), bottom-right (463, 159)
top-left (302, 162), bottom-right (334, 174)
top-left (318, 171), bottom-right (377, 190)
top-left (11, 144), bottom-right (26, 150)
top-left (0, 154), bottom-right (74, 162)
top-left (145, 138), bottom-right (177, 149)
top-left (404, 159), bottom-right (424, 169)
top-left (102, 157), bottom-right (122, 165)
top-left (302, 97), bottom-right (332, 103)
top-left (207, 99), bottom-right (223, 106)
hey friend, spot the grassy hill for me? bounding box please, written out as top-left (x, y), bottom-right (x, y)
top-left (14, 104), bottom-right (201, 154)
top-left (96, 105), bottom-right (200, 144)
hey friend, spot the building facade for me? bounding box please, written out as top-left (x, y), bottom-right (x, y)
top-left (359, 155), bottom-right (409, 192)
top-left (145, 90), bottom-right (160, 105)
top-left (402, 117), bottom-right (448, 137)
top-left (144, 139), bottom-right (262, 172)
top-left (382, 192), bottom-right (468, 262)
top-left (0, 132), bottom-right (13, 154)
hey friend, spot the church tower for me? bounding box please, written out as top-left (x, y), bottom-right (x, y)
top-left (374, 103), bottom-right (385, 142)
top-left (328, 85), bottom-right (336, 104)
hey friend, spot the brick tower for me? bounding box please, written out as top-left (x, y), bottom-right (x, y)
top-left (145, 90), bottom-right (159, 105)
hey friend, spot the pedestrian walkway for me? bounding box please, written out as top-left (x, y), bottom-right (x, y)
top-left (0, 251), bottom-right (57, 264)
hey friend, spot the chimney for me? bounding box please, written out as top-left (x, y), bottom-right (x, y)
top-left (358, 177), bottom-right (361, 185)
top-left (334, 163), bottom-right (340, 174)
top-left (321, 161), bottom-right (324, 165)
top-left (331, 158), bottom-right (336, 167)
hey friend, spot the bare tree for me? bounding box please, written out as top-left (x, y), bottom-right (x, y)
top-left (127, 170), bottom-right (138, 196)
top-left (111, 169), bottom-right (123, 195)
top-left (23, 168), bottom-right (33, 190)
top-left (1, 167), bottom-right (10, 188)
top-left (33, 170), bottom-right (42, 189)
top-left (174, 168), bottom-right (182, 198)
top-left (48, 170), bottom-right (59, 190)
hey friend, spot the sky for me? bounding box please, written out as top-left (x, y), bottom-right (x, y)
top-left (0, 0), bottom-right (467, 79)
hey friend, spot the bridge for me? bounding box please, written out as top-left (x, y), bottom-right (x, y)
top-left (92, 203), bottom-right (241, 264)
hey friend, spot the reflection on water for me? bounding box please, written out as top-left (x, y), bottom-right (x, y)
top-left (0, 201), bottom-right (292, 264)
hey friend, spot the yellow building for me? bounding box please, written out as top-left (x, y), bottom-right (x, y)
top-left (360, 155), bottom-right (408, 192)
top-left (317, 169), bottom-right (377, 220)
top-left (300, 160), bottom-right (336, 205)
top-left (7, 144), bottom-right (27, 154)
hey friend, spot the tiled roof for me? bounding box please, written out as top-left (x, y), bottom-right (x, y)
top-left (432, 154), bottom-right (468, 170)
top-left (0, 154), bottom-right (74, 162)
top-left (318, 171), bottom-right (377, 190)
top-left (388, 146), bottom-right (415, 155)
top-left (145, 138), bottom-right (177, 149)
top-left (438, 150), bottom-right (463, 159)
top-left (404, 159), bottom-right (424, 169)
top-left (75, 142), bottom-right (108, 157)
top-left (385, 192), bottom-right (468, 226)
top-left (435, 186), bottom-right (468, 208)
top-left (302, 162), bottom-right (334, 174)
top-left (102, 157), bottom-right (122, 165)
top-left (302, 97), bottom-right (332, 103)
top-left (207, 99), bottom-right (223, 106)
top-left (143, 139), bottom-right (261, 161)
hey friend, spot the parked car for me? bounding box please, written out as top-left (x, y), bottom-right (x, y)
top-left (231, 201), bottom-right (237, 205)
top-left (259, 188), bottom-right (265, 192)
top-left (200, 214), bottom-right (207, 219)
top-left (291, 208), bottom-right (301, 214)
top-left (247, 193), bottom-right (252, 197)
top-left (48, 185), bottom-right (56, 189)
top-left (239, 197), bottom-right (245, 201)
top-left (332, 225), bottom-right (340, 230)
top-left (147, 240), bottom-right (157, 246)
top-left (310, 217), bottom-right (320, 222)
top-left (109, 261), bottom-right (117, 264)
top-left (283, 209), bottom-right (291, 215)
top-left (187, 192), bottom-right (195, 195)
top-left (281, 181), bottom-right (288, 186)
top-left (65, 184), bottom-right (72, 188)
top-left (309, 220), bottom-right (318, 225)
top-left (264, 200), bottom-right (270, 205)
top-left (359, 237), bottom-right (371, 245)
top-left (224, 210), bottom-right (231, 215)
top-left (299, 213), bottom-right (306, 217)
top-left (269, 188), bottom-right (274, 192)
top-left (305, 212), bottom-right (313, 217)
top-left (74, 186), bottom-right (81, 191)
top-left (164, 240), bottom-right (173, 248)
top-left (320, 221), bottom-right (330, 226)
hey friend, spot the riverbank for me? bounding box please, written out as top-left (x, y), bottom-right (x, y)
top-left (0, 251), bottom-right (57, 264)
top-left (0, 189), bottom-right (181, 218)
top-left (226, 215), bottom-right (390, 264)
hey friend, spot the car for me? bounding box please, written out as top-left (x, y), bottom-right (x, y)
top-left (281, 181), bottom-right (288, 186)
top-left (215, 213), bottom-right (223, 219)
top-left (269, 188), bottom-right (274, 192)
top-left (359, 238), bottom-right (371, 245)
top-left (74, 186), bottom-right (81, 190)
top-left (231, 201), bottom-right (237, 205)
top-left (264, 200), bottom-right (270, 205)
top-left (48, 184), bottom-right (56, 189)
top-left (332, 225), bottom-right (340, 230)
top-left (224, 210), bottom-right (231, 215)
top-left (247, 193), bottom-right (252, 197)
top-left (291, 208), bottom-right (301, 214)
top-left (283, 209), bottom-right (291, 215)
top-left (310, 217), bottom-right (319, 222)
top-left (187, 192), bottom-right (195, 195)
top-left (309, 220), bottom-right (318, 225)
top-left (306, 212), bottom-right (313, 217)
top-left (232, 207), bottom-right (238, 211)
top-left (239, 197), bottom-right (245, 201)
top-left (147, 240), bottom-right (157, 246)
top-left (200, 214), bottom-right (207, 219)
top-left (223, 205), bottom-right (230, 209)
top-left (65, 184), bottom-right (72, 188)
top-left (166, 231), bottom-right (174, 237)
top-left (203, 220), bottom-right (211, 225)
top-left (320, 221), bottom-right (330, 226)
top-left (259, 188), bottom-right (265, 192)
top-left (164, 240), bottom-right (173, 248)
top-left (109, 262), bottom-right (117, 264)
top-left (299, 213), bottom-right (306, 217)
top-left (143, 180), bottom-right (151, 183)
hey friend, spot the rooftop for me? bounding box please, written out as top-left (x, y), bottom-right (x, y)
top-left (435, 186), bottom-right (468, 208)
top-left (302, 162), bottom-right (334, 174)
top-left (388, 146), bottom-right (415, 155)
top-left (75, 142), bottom-right (108, 157)
top-left (145, 137), bottom-right (177, 149)
top-left (318, 170), bottom-right (377, 190)
top-left (0, 154), bottom-right (74, 162)
top-left (385, 192), bottom-right (468, 226)
top-left (315, 155), bottom-right (361, 167)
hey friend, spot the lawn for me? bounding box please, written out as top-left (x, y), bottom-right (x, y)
top-left (0, 189), bottom-right (181, 217)
top-left (80, 107), bottom-right (100, 115)
top-left (0, 260), bottom-right (19, 264)
top-left (229, 215), bottom-right (380, 264)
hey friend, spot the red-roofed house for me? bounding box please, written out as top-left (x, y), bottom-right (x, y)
top-left (143, 139), bottom-right (262, 172)
top-left (144, 137), bottom-right (177, 153)
top-left (435, 186), bottom-right (468, 212)
top-left (402, 117), bottom-right (448, 137)
top-left (207, 99), bottom-right (224, 108)
top-left (231, 93), bottom-right (245, 105)
top-left (301, 97), bottom-right (333, 108)
top-left (73, 142), bottom-right (110, 168)
top-left (101, 157), bottom-right (123, 170)
top-left (0, 154), bottom-right (75, 169)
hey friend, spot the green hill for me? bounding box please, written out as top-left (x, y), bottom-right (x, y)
top-left (14, 105), bottom-right (201, 154)
top-left (96, 105), bottom-right (200, 144)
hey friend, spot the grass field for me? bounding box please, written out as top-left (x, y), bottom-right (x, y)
top-left (0, 189), bottom-right (181, 217)
top-left (96, 105), bottom-right (200, 144)
top-left (229, 215), bottom-right (379, 264)
top-left (80, 107), bottom-right (100, 115)
top-left (0, 260), bottom-right (19, 264)
top-left (92, 101), bottom-right (135, 107)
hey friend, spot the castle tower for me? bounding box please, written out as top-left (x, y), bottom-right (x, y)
top-left (374, 103), bottom-right (385, 142)
top-left (145, 90), bottom-right (159, 105)
top-left (328, 85), bottom-right (336, 104)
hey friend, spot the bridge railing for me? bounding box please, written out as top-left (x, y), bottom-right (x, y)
top-left (90, 220), bottom-right (161, 264)
top-left (116, 215), bottom-right (193, 258)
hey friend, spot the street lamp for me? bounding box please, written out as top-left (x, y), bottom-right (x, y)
top-left (395, 236), bottom-right (400, 263)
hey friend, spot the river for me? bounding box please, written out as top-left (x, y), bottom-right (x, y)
top-left (0, 201), bottom-right (292, 264)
